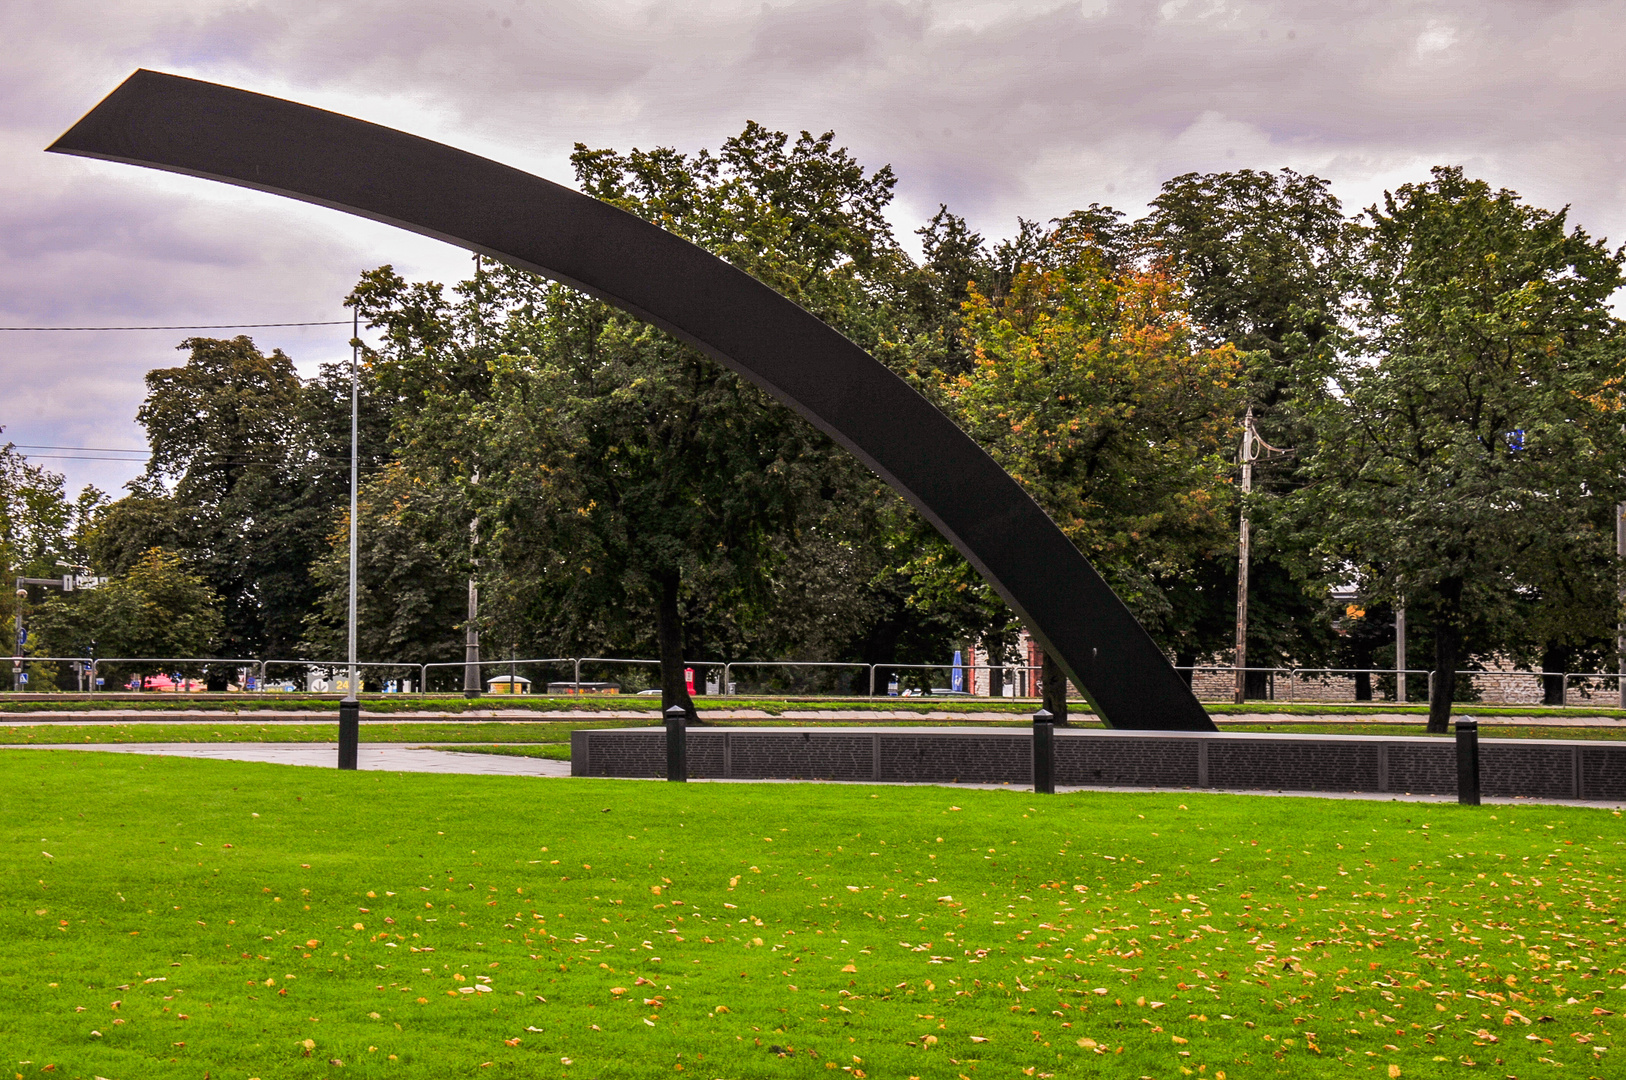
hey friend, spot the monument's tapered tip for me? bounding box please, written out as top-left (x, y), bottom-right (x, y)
top-left (46, 69), bottom-right (161, 157)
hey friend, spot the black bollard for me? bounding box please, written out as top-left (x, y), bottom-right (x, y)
top-left (1455, 719), bottom-right (1480, 806)
top-left (1033, 707), bottom-right (1055, 794)
top-left (338, 696), bottom-right (360, 770)
top-left (664, 704), bottom-right (688, 782)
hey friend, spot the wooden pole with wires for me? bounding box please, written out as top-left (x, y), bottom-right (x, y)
top-left (1234, 408), bottom-right (1257, 706)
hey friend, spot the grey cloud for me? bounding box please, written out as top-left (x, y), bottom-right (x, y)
top-left (4, 0), bottom-right (1625, 495)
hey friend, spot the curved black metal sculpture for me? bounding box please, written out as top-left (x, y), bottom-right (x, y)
top-left (50, 70), bottom-right (1215, 731)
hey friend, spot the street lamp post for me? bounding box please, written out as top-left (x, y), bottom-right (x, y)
top-left (1617, 502), bottom-right (1626, 710)
top-left (463, 252), bottom-right (483, 699)
top-left (338, 307), bottom-right (360, 769)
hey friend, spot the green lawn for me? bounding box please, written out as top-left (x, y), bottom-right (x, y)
top-left (3, 751), bottom-right (1620, 1079)
top-left (0, 722), bottom-right (596, 745)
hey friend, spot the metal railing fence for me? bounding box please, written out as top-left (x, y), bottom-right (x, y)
top-left (91, 656), bottom-right (262, 692)
top-left (1561, 673), bottom-right (1625, 709)
top-left (868, 662), bottom-right (1046, 699)
top-left (1276, 668), bottom-right (1434, 705)
top-left (568, 658), bottom-right (724, 696)
top-left (3, 653), bottom-right (1624, 708)
top-left (418, 657), bottom-right (575, 694)
top-left (5, 655), bottom-right (108, 692)
top-left (259, 658), bottom-right (427, 693)
top-left (1176, 665), bottom-right (1291, 702)
top-left (725, 661), bottom-right (869, 697)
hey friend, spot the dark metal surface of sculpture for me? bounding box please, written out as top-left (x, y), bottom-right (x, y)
top-left (50, 70), bottom-right (1215, 731)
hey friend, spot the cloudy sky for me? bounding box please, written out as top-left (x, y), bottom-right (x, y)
top-left (3, 0), bottom-right (1623, 498)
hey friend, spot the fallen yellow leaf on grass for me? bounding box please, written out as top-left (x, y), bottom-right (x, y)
top-left (841, 964), bottom-right (857, 973)
top-left (1388, 1066), bottom-right (1401, 1078)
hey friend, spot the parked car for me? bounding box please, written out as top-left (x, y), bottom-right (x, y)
top-left (126, 674), bottom-right (204, 692)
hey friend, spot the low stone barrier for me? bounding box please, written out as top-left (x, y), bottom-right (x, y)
top-left (569, 726), bottom-right (1626, 801)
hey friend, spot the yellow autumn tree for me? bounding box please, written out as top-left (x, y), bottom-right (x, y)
top-left (949, 231), bottom-right (1243, 632)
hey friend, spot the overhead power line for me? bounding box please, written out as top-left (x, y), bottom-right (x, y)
top-left (8, 444), bottom-right (388, 470)
top-left (11, 444), bottom-right (148, 454)
top-left (0, 321), bottom-right (351, 331)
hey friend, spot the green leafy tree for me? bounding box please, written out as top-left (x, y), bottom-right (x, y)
top-left (902, 205), bottom-right (988, 379)
top-left (342, 123), bottom-right (956, 716)
top-left (948, 225), bottom-right (1244, 715)
top-left (80, 481), bottom-right (181, 578)
top-left (1136, 169), bottom-right (1352, 681)
top-left (131, 336), bottom-right (383, 658)
top-left (28, 548), bottom-right (223, 680)
top-left (1289, 167), bottom-right (1626, 731)
top-left (463, 272), bottom-right (855, 718)
top-left (0, 440), bottom-right (84, 581)
top-left (301, 463), bottom-right (468, 680)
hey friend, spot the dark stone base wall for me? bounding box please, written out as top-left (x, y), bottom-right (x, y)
top-left (570, 727), bottom-right (1626, 801)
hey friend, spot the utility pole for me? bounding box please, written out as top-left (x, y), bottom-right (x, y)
top-left (1395, 602), bottom-right (1407, 703)
top-left (1234, 407), bottom-right (1258, 705)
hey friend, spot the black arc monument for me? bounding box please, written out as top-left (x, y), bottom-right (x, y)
top-left (50, 70), bottom-right (1216, 732)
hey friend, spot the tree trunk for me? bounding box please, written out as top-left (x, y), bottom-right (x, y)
top-left (656, 570), bottom-right (698, 725)
top-left (1353, 670), bottom-right (1372, 701)
top-left (1352, 636), bottom-right (1373, 701)
top-left (1427, 581), bottom-right (1463, 734)
top-left (1540, 641), bottom-right (1569, 707)
top-left (984, 631), bottom-right (1011, 698)
top-left (1041, 650), bottom-right (1070, 726)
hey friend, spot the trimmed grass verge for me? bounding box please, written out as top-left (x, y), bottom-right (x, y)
top-left (3, 751), bottom-right (1621, 1077)
top-left (0, 723), bottom-right (595, 745)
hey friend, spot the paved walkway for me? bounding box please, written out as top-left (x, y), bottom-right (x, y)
top-left (14, 741), bottom-right (572, 776)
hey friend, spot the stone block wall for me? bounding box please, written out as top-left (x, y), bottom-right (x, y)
top-left (570, 726), bottom-right (1626, 801)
